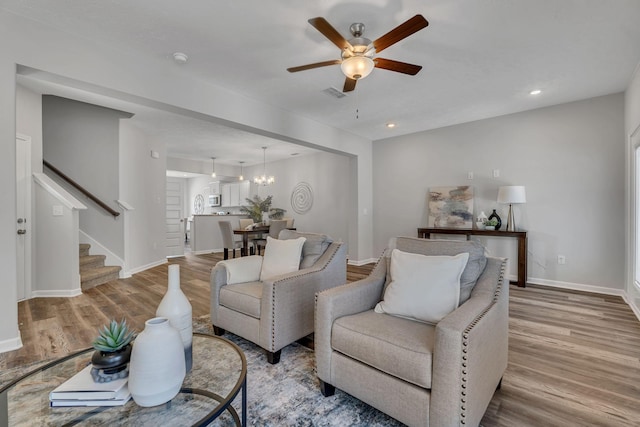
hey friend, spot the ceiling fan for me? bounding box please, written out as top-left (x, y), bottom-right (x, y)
top-left (287, 15), bottom-right (428, 92)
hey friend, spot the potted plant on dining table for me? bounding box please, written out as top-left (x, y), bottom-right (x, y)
top-left (240, 195), bottom-right (286, 225)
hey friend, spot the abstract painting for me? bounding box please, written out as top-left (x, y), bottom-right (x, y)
top-left (428, 186), bottom-right (474, 229)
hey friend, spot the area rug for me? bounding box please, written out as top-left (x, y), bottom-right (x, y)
top-left (191, 315), bottom-right (402, 426)
top-left (1, 316), bottom-right (401, 426)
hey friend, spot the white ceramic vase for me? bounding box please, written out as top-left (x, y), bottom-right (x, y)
top-left (156, 264), bottom-right (193, 372)
top-left (129, 317), bottom-right (186, 407)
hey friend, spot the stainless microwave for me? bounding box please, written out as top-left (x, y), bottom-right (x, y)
top-left (209, 194), bottom-right (221, 207)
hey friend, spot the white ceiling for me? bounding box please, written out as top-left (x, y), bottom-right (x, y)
top-left (6, 0), bottom-right (640, 166)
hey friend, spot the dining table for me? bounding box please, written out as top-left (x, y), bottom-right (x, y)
top-left (233, 226), bottom-right (269, 256)
top-left (233, 225), bottom-right (296, 256)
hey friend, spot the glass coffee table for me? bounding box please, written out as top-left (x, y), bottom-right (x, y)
top-left (0, 333), bottom-right (247, 426)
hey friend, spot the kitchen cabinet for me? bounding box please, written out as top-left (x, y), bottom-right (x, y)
top-left (221, 184), bottom-right (231, 207)
top-left (221, 181), bottom-right (250, 207)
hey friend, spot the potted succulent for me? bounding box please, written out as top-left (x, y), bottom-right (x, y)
top-left (91, 319), bottom-right (135, 377)
top-left (484, 218), bottom-right (499, 230)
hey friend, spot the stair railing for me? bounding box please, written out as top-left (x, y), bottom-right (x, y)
top-left (43, 160), bottom-right (120, 218)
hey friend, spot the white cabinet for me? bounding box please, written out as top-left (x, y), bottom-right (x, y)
top-left (221, 185), bottom-right (231, 207)
top-left (238, 181), bottom-right (250, 205)
top-left (221, 181), bottom-right (250, 207)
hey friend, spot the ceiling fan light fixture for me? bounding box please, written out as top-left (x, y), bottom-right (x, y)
top-left (341, 56), bottom-right (374, 80)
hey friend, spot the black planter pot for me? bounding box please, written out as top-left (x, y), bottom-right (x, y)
top-left (91, 344), bottom-right (132, 374)
top-left (488, 209), bottom-right (502, 230)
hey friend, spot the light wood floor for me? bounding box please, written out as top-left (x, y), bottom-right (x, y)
top-left (2, 252), bottom-right (639, 426)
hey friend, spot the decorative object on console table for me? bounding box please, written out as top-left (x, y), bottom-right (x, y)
top-left (428, 186), bottom-right (474, 229)
top-left (128, 317), bottom-right (186, 407)
top-left (156, 264), bottom-right (193, 373)
top-left (90, 319), bottom-right (135, 382)
top-left (476, 211), bottom-right (488, 229)
top-left (488, 209), bottom-right (502, 230)
top-left (497, 185), bottom-right (527, 232)
top-left (484, 218), bottom-right (498, 230)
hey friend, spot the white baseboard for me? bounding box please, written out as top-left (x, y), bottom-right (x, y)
top-left (622, 293), bottom-right (640, 321)
top-left (31, 288), bottom-right (83, 298)
top-left (0, 335), bottom-right (23, 353)
top-left (523, 276), bottom-right (625, 297)
top-left (348, 257), bottom-right (378, 266)
top-left (192, 248), bottom-right (224, 256)
top-left (127, 259), bottom-right (167, 275)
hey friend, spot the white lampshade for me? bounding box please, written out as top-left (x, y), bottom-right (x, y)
top-left (341, 56), bottom-right (374, 80)
top-left (497, 186), bottom-right (526, 204)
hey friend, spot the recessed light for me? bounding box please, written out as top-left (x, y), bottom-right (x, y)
top-left (173, 52), bottom-right (188, 64)
top-left (386, 122), bottom-right (396, 129)
top-left (529, 89), bottom-right (542, 95)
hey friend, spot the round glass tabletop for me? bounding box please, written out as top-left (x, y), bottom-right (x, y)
top-left (0, 333), bottom-right (247, 426)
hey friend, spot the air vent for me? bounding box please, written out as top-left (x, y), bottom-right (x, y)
top-left (322, 87), bottom-right (347, 99)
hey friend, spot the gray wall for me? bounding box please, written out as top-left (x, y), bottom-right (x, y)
top-left (246, 151), bottom-right (351, 251)
top-left (373, 93), bottom-right (625, 290)
top-left (119, 120), bottom-right (167, 271)
top-left (42, 95), bottom-right (130, 258)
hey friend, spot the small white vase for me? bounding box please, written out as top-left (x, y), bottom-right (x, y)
top-left (156, 264), bottom-right (193, 372)
top-left (129, 317), bottom-right (186, 407)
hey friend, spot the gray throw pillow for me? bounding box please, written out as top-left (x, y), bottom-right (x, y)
top-left (279, 230), bottom-right (333, 268)
top-left (394, 237), bottom-right (487, 304)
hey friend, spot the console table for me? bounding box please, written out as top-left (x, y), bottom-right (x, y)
top-left (417, 227), bottom-right (528, 287)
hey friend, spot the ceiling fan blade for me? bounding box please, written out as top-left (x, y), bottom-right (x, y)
top-left (308, 17), bottom-right (353, 50)
top-left (343, 77), bottom-right (357, 92)
top-left (373, 15), bottom-right (428, 53)
top-left (374, 58), bottom-right (422, 75)
top-left (287, 60), bottom-right (341, 73)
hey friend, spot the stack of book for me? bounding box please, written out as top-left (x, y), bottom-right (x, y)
top-left (49, 365), bottom-right (131, 407)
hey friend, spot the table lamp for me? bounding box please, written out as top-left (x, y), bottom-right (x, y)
top-left (497, 186), bottom-right (526, 231)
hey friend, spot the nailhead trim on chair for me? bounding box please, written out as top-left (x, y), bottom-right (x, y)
top-left (458, 258), bottom-right (507, 425)
top-left (270, 242), bottom-right (343, 353)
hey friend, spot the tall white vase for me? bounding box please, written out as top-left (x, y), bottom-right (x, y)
top-left (156, 264), bottom-right (193, 372)
top-left (129, 317), bottom-right (186, 407)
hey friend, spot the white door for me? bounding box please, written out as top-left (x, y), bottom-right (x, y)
top-left (166, 179), bottom-right (185, 257)
top-left (16, 134), bottom-right (32, 301)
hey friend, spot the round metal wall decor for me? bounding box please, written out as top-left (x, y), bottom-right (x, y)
top-left (291, 182), bottom-right (313, 214)
top-left (193, 194), bottom-right (205, 214)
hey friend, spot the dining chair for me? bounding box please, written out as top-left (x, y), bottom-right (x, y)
top-left (218, 221), bottom-right (243, 260)
top-left (282, 217), bottom-right (295, 228)
top-left (255, 219), bottom-right (288, 255)
top-left (239, 218), bottom-right (254, 229)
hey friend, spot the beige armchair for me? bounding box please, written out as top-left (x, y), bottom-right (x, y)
top-left (315, 237), bottom-right (508, 427)
top-left (210, 230), bottom-right (347, 364)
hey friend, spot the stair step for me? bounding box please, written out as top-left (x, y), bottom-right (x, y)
top-left (81, 266), bottom-right (121, 291)
top-left (79, 243), bottom-right (91, 257)
top-left (79, 254), bottom-right (106, 270)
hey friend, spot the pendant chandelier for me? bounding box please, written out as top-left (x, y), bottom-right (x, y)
top-left (238, 161), bottom-right (245, 181)
top-left (254, 147), bottom-right (275, 186)
top-left (210, 157), bottom-right (216, 178)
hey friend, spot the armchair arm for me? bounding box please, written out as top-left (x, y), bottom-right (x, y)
top-left (315, 258), bottom-right (387, 382)
top-left (431, 257), bottom-right (508, 427)
top-left (258, 242), bottom-right (347, 352)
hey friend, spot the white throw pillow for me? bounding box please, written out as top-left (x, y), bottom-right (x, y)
top-left (374, 249), bottom-right (469, 324)
top-left (260, 236), bottom-right (306, 281)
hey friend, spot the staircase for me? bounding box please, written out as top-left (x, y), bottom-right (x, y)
top-left (79, 243), bottom-right (121, 290)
